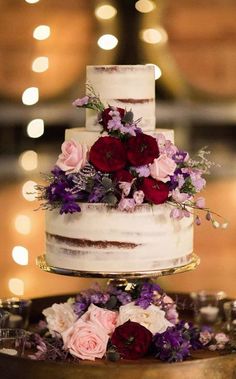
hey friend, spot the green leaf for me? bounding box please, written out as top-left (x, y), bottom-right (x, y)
top-left (103, 193), bottom-right (118, 205)
top-left (122, 110), bottom-right (134, 124)
top-left (102, 177), bottom-right (113, 190)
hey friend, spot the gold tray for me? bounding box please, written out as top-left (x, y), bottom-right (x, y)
top-left (36, 253), bottom-right (200, 279)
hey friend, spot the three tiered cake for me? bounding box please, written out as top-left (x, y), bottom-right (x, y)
top-left (43, 65), bottom-right (202, 274)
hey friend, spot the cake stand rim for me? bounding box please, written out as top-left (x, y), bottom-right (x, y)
top-left (36, 253), bottom-right (200, 279)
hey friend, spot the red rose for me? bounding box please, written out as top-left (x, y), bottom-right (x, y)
top-left (89, 136), bottom-right (127, 172)
top-left (140, 177), bottom-right (169, 204)
top-left (126, 133), bottom-right (159, 166)
top-left (114, 169), bottom-right (133, 183)
top-left (111, 320), bottom-right (152, 360)
top-left (100, 107), bottom-right (125, 131)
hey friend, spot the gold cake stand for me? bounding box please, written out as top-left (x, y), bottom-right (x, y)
top-left (36, 253), bottom-right (200, 279)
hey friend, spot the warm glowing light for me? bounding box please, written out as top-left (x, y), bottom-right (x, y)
top-left (22, 180), bottom-right (37, 201)
top-left (22, 87), bottom-right (39, 106)
top-left (12, 246), bottom-right (29, 266)
top-left (25, 0), bottom-right (40, 3)
top-left (19, 150), bottom-right (38, 171)
top-left (146, 64), bottom-right (162, 79)
top-left (8, 278), bottom-right (24, 296)
top-left (135, 0), bottom-right (156, 13)
top-left (97, 34), bottom-right (118, 50)
top-left (33, 25), bottom-right (51, 40)
top-left (27, 119), bottom-right (44, 138)
top-left (95, 5), bottom-right (117, 20)
top-left (32, 56), bottom-right (49, 73)
top-left (14, 215), bottom-right (31, 235)
top-left (140, 27), bottom-right (168, 44)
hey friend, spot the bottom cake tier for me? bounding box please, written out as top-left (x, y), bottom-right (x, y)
top-left (45, 203), bottom-right (193, 273)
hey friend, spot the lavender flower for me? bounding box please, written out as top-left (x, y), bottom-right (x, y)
top-left (152, 326), bottom-right (191, 362)
top-left (135, 282), bottom-right (162, 309)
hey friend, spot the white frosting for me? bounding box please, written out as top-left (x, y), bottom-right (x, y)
top-left (45, 204), bottom-right (193, 273)
top-left (86, 65), bottom-right (155, 132)
top-left (65, 128), bottom-right (174, 147)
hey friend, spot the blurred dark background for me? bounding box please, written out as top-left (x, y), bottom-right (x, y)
top-left (0, 0), bottom-right (235, 299)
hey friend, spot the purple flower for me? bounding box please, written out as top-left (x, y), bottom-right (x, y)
top-left (190, 171), bottom-right (206, 192)
top-left (72, 96), bottom-right (89, 107)
top-left (135, 282), bottom-right (162, 309)
top-left (60, 201), bottom-right (81, 214)
top-left (132, 165), bottom-right (150, 177)
top-left (152, 326), bottom-right (191, 362)
top-left (172, 151), bottom-right (189, 163)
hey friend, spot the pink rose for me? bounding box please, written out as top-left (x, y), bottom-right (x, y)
top-left (56, 139), bottom-right (88, 174)
top-left (62, 318), bottom-right (109, 361)
top-left (81, 304), bottom-right (117, 335)
top-left (149, 154), bottom-right (176, 183)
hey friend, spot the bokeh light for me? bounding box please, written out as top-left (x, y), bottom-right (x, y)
top-left (135, 0), bottom-right (156, 13)
top-left (19, 150), bottom-right (38, 171)
top-left (22, 87), bottom-right (39, 106)
top-left (140, 27), bottom-right (168, 44)
top-left (8, 278), bottom-right (25, 296)
top-left (27, 119), bottom-right (44, 138)
top-left (12, 246), bottom-right (29, 266)
top-left (33, 25), bottom-right (51, 40)
top-left (14, 215), bottom-right (31, 235)
top-left (95, 4), bottom-right (117, 20)
top-left (22, 181), bottom-right (37, 202)
top-left (97, 34), bottom-right (118, 50)
top-left (32, 56), bottom-right (49, 73)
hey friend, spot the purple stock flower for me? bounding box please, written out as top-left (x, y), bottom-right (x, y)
top-left (132, 165), bottom-right (150, 177)
top-left (172, 151), bottom-right (189, 163)
top-left (152, 326), bottom-right (191, 362)
top-left (135, 282), bottom-right (162, 309)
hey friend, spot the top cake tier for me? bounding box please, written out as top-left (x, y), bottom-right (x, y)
top-left (86, 65), bottom-right (156, 132)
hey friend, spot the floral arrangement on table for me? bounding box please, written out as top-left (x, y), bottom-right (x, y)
top-left (37, 86), bottom-right (227, 228)
top-left (26, 281), bottom-right (229, 362)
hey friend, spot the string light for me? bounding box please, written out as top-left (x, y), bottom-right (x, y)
top-left (27, 119), bottom-right (44, 138)
top-left (140, 27), bottom-right (168, 44)
top-left (146, 63), bottom-right (162, 79)
top-left (135, 0), bottom-right (156, 13)
top-left (8, 278), bottom-right (25, 296)
top-left (97, 34), bottom-right (118, 50)
top-left (32, 56), bottom-right (49, 73)
top-left (33, 25), bottom-right (51, 41)
top-left (19, 150), bottom-right (38, 171)
top-left (12, 246), bottom-right (29, 266)
top-left (14, 215), bottom-right (31, 235)
top-left (95, 5), bottom-right (117, 20)
top-left (22, 87), bottom-right (39, 106)
top-left (22, 181), bottom-right (37, 201)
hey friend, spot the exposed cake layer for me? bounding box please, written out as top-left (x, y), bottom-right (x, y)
top-left (65, 128), bottom-right (174, 147)
top-left (45, 204), bottom-right (193, 273)
top-left (86, 65), bottom-right (155, 132)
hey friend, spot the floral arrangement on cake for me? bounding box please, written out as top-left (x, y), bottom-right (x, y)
top-left (26, 281), bottom-right (229, 362)
top-left (37, 87), bottom-right (227, 227)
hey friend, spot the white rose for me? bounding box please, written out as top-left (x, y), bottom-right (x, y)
top-left (117, 302), bottom-right (172, 334)
top-left (43, 302), bottom-right (77, 336)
